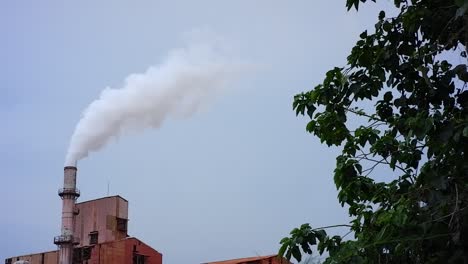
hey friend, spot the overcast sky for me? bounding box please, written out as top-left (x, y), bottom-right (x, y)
top-left (1, 1), bottom-right (395, 263)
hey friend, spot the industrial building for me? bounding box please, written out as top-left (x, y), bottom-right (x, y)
top-left (5, 195), bottom-right (162, 264)
top-left (5, 166), bottom-right (290, 264)
top-left (5, 167), bottom-right (162, 264)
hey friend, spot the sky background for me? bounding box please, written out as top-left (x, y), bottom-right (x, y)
top-left (1, 1), bottom-right (395, 263)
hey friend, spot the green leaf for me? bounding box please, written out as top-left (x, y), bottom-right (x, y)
top-left (378, 10), bottom-right (385, 20)
top-left (359, 49), bottom-right (373, 67)
top-left (306, 104), bottom-right (317, 119)
top-left (455, 0), bottom-right (466, 7)
top-left (291, 246), bottom-right (302, 262)
top-left (315, 229), bottom-right (327, 241)
top-left (278, 243), bottom-right (288, 257)
top-left (295, 104), bottom-right (305, 116)
top-left (463, 126), bottom-right (468, 137)
top-left (456, 1), bottom-right (468, 17)
top-left (306, 121), bottom-right (316, 133)
top-left (383, 21), bottom-right (392, 32)
top-left (383, 92), bottom-right (393, 102)
top-left (439, 122), bottom-right (454, 143)
top-left (454, 64), bottom-right (468, 82)
top-left (355, 163), bottom-right (362, 174)
top-left (360, 30), bottom-right (368, 39)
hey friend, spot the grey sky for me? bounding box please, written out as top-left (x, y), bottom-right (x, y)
top-left (1, 1), bottom-right (395, 263)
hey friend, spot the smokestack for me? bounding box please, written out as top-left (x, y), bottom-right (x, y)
top-left (54, 166), bottom-right (80, 264)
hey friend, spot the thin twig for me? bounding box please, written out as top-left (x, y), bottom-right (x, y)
top-left (345, 108), bottom-right (388, 123)
top-left (312, 224), bottom-right (353, 231)
top-left (449, 184), bottom-right (459, 226)
top-left (342, 230), bottom-right (354, 239)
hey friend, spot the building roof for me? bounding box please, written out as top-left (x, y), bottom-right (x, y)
top-left (204, 254), bottom-right (285, 264)
top-left (76, 195), bottom-right (128, 205)
top-left (7, 249), bottom-right (59, 260)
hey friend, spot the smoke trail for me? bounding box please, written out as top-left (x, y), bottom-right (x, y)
top-left (65, 38), bottom-right (246, 165)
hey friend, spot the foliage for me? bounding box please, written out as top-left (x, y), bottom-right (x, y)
top-left (280, 0), bottom-right (468, 263)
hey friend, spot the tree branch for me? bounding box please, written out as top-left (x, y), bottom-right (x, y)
top-left (312, 224), bottom-right (353, 231)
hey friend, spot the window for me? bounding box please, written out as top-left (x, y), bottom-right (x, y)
top-left (133, 254), bottom-right (146, 264)
top-left (89, 231), bottom-right (98, 245)
top-left (116, 217), bottom-right (128, 232)
top-left (83, 247), bottom-right (92, 260)
top-left (72, 248), bottom-right (82, 264)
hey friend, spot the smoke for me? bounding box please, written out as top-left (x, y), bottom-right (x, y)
top-left (65, 36), bottom-right (247, 165)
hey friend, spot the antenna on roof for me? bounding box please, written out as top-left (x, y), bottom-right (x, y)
top-left (107, 179), bottom-right (110, 196)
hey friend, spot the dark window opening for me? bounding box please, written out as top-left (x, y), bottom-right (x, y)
top-left (133, 254), bottom-right (146, 264)
top-left (89, 231), bottom-right (98, 245)
top-left (5, 258), bottom-right (12, 264)
top-left (72, 248), bottom-right (82, 264)
top-left (83, 247), bottom-right (92, 260)
top-left (116, 217), bottom-right (128, 232)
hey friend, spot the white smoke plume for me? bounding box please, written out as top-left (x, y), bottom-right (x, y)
top-left (65, 37), bottom-right (247, 165)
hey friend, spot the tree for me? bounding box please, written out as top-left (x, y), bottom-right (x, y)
top-left (280, 0), bottom-right (468, 263)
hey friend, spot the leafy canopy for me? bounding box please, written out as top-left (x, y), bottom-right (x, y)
top-left (280, 0), bottom-right (468, 263)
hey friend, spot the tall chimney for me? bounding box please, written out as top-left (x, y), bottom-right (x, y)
top-left (54, 166), bottom-right (80, 264)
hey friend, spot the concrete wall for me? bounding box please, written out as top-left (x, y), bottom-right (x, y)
top-left (7, 238), bottom-right (162, 264)
top-left (87, 237), bottom-right (162, 264)
top-left (124, 238), bottom-right (163, 264)
top-left (6, 250), bottom-right (58, 264)
top-left (74, 196), bottom-right (128, 247)
top-left (77, 237), bottom-right (162, 264)
top-left (205, 255), bottom-right (291, 264)
top-left (258, 257), bottom-right (290, 264)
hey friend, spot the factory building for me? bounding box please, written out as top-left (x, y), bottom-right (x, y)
top-left (5, 167), bottom-right (289, 264)
top-left (6, 236), bottom-right (162, 264)
top-left (5, 195), bottom-right (162, 264)
top-left (5, 167), bottom-right (162, 264)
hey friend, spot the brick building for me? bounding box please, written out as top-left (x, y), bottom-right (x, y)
top-left (5, 196), bottom-right (162, 264)
top-left (204, 254), bottom-right (291, 264)
top-left (5, 167), bottom-right (288, 264)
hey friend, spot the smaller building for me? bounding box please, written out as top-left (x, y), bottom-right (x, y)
top-left (204, 254), bottom-right (291, 264)
top-left (4, 250), bottom-right (58, 264)
top-left (74, 237), bottom-right (162, 264)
